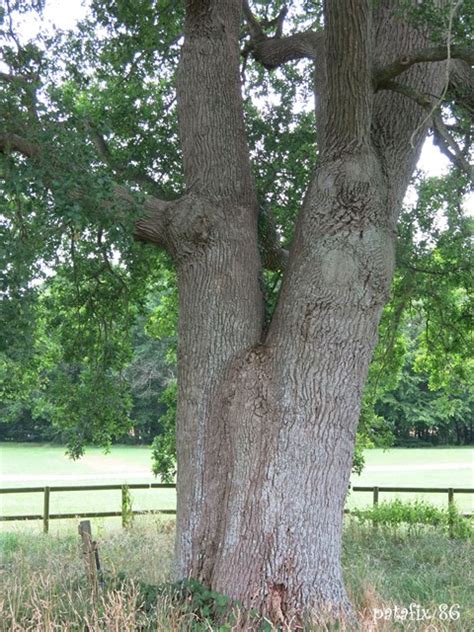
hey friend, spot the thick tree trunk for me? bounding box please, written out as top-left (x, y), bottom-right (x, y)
top-left (171, 0), bottom-right (449, 626)
top-left (173, 0), bottom-right (264, 576)
top-left (174, 224), bottom-right (263, 576)
top-left (193, 147), bottom-right (394, 625)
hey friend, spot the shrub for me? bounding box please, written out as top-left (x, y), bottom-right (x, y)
top-left (352, 499), bottom-right (473, 539)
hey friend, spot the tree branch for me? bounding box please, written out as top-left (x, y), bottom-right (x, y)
top-left (85, 122), bottom-right (172, 199)
top-left (432, 114), bottom-right (473, 177)
top-left (382, 80), bottom-right (432, 108)
top-left (87, 124), bottom-right (114, 164)
top-left (70, 182), bottom-right (176, 248)
top-left (115, 187), bottom-right (172, 247)
top-left (258, 204), bottom-right (288, 272)
top-left (448, 60), bottom-right (474, 115)
top-left (0, 71), bottom-right (31, 84)
top-left (375, 44), bottom-right (474, 87)
top-left (242, 0), bottom-right (265, 41)
top-left (382, 81), bottom-right (473, 177)
top-left (0, 132), bottom-right (41, 158)
top-left (401, 262), bottom-right (469, 276)
top-left (247, 31), bottom-right (322, 69)
top-left (273, 5), bottom-right (288, 39)
top-left (242, 1), bottom-right (288, 40)
top-left (0, 130), bottom-right (176, 247)
top-left (242, 1), bottom-right (320, 70)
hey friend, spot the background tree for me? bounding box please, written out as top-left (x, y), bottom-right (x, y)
top-left (1, 0), bottom-right (473, 625)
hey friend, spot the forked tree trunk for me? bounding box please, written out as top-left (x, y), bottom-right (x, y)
top-left (169, 0), bottom-right (449, 626)
top-left (0, 0), bottom-right (460, 624)
top-left (193, 150), bottom-right (395, 624)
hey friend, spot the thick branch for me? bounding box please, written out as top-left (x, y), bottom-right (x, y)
top-left (382, 80), bottom-right (432, 108)
top-left (382, 81), bottom-right (473, 177)
top-left (258, 204), bottom-right (288, 272)
top-left (242, 0), bottom-right (265, 40)
top-left (249, 31), bottom-right (322, 69)
top-left (432, 115), bottom-right (473, 177)
top-left (88, 124), bottom-right (114, 164)
top-left (242, 1), bottom-right (319, 69)
top-left (324, 0), bottom-right (373, 151)
top-left (375, 45), bottom-right (474, 87)
top-left (71, 182), bottom-right (175, 248)
top-left (274, 5), bottom-right (287, 39)
top-left (133, 194), bottom-right (173, 247)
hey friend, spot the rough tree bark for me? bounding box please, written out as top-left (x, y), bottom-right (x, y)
top-left (1, 0), bottom-right (469, 627)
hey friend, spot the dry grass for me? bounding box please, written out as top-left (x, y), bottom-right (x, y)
top-left (0, 517), bottom-right (472, 631)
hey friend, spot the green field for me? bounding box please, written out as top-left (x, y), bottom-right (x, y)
top-left (0, 443), bottom-right (176, 530)
top-left (0, 443), bottom-right (155, 482)
top-left (350, 446), bottom-right (474, 512)
top-left (0, 443), bottom-right (473, 532)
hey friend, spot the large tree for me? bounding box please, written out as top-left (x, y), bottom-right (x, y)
top-left (1, 0), bottom-right (473, 625)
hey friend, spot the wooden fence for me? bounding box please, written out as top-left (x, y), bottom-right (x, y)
top-left (0, 483), bottom-right (176, 533)
top-left (0, 484), bottom-right (472, 533)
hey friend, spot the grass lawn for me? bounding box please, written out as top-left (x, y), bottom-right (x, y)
top-left (0, 518), bottom-right (473, 630)
top-left (0, 443), bottom-right (473, 532)
top-left (0, 443), bottom-right (154, 481)
top-left (349, 446), bottom-right (474, 513)
top-left (0, 443), bottom-right (175, 529)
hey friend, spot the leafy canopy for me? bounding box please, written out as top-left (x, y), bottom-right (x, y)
top-left (1, 1), bottom-right (472, 466)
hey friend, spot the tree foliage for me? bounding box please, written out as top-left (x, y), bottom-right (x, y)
top-left (1, 0), bottom-right (472, 464)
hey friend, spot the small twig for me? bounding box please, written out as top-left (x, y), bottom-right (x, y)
top-left (401, 262), bottom-right (468, 276)
top-left (242, 0), bottom-right (265, 40)
top-left (5, 0), bottom-right (23, 53)
top-left (85, 121), bottom-right (171, 197)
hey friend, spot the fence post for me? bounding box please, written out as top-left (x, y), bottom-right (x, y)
top-left (78, 520), bottom-right (99, 599)
top-left (373, 486), bottom-right (379, 529)
top-left (121, 485), bottom-right (126, 528)
top-left (448, 488), bottom-right (454, 538)
top-left (373, 486), bottom-right (379, 506)
top-left (43, 486), bottom-right (50, 534)
top-left (121, 485), bottom-right (133, 528)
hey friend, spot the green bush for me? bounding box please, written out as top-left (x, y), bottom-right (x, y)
top-left (352, 499), bottom-right (473, 539)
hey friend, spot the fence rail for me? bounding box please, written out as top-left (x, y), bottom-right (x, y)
top-left (0, 484), bottom-right (472, 533)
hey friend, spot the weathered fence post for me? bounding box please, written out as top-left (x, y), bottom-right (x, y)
top-left (78, 520), bottom-right (103, 598)
top-left (43, 486), bottom-right (50, 534)
top-left (448, 488), bottom-right (454, 538)
top-left (121, 484), bottom-right (133, 528)
top-left (373, 486), bottom-right (379, 529)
